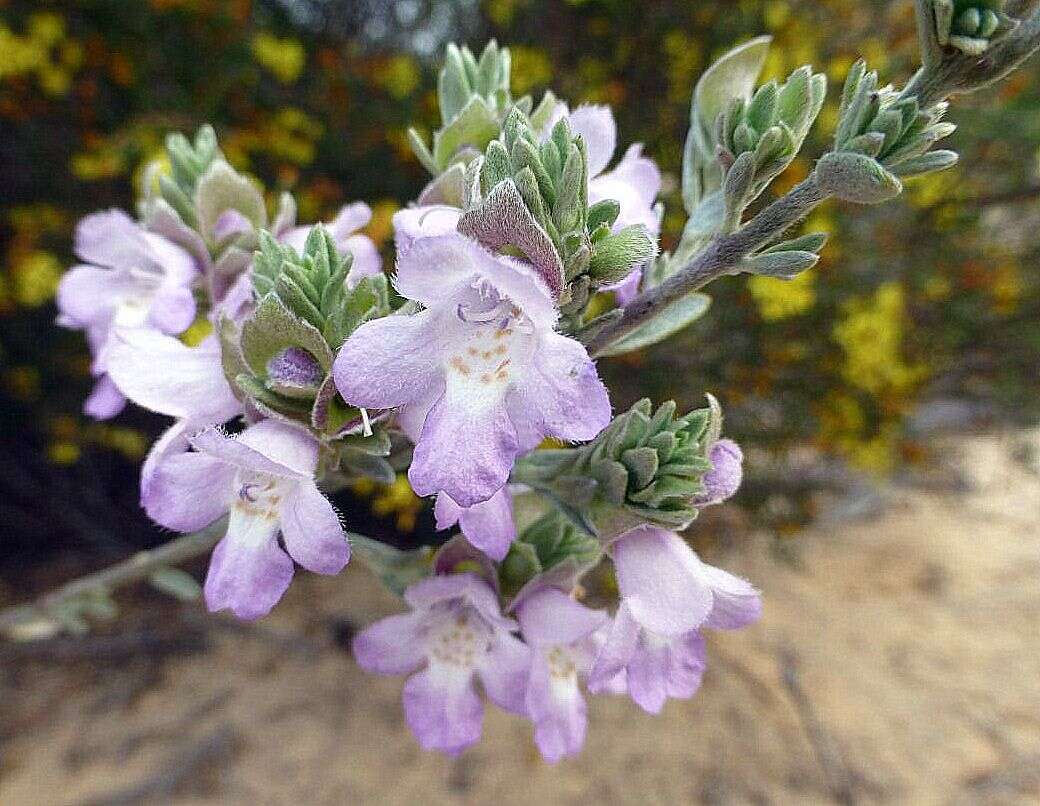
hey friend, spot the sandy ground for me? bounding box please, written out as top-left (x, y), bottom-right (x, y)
top-left (1, 430), bottom-right (1039, 805)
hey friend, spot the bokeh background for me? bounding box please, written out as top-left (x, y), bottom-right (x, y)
top-left (2, 2), bottom-right (1040, 803)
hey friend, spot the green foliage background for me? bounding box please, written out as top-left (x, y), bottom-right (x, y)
top-left (1, 0), bottom-right (1038, 559)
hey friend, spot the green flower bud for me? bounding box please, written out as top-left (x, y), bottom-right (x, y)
top-left (512, 399), bottom-right (719, 535)
top-left (223, 226), bottom-right (390, 443)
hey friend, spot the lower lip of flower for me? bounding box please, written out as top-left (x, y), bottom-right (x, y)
top-left (426, 607), bottom-right (492, 669)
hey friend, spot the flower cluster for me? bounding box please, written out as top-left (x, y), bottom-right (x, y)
top-left (54, 28), bottom-right (969, 759)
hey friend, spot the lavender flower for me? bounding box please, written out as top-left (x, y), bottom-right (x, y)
top-left (56, 209), bottom-right (199, 419)
top-left (105, 329), bottom-right (240, 427)
top-left (392, 204), bottom-right (462, 255)
top-left (434, 488), bottom-right (517, 561)
top-left (353, 572), bottom-right (530, 755)
top-left (143, 419), bottom-right (350, 620)
top-left (515, 587), bottom-right (609, 763)
top-left (693, 438), bottom-right (744, 507)
top-left (589, 525), bottom-right (761, 714)
top-left (333, 233), bottom-right (611, 507)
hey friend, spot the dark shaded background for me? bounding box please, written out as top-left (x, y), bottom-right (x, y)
top-left (2, 0), bottom-right (1039, 593)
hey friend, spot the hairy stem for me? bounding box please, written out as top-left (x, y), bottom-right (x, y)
top-left (0, 521), bottom-right (224, 637)
top-left (903, 8), bottom-right (1040, 106)
top-left (586, 173), bottom-right (827, 357)
top-left (590, 9), bottom-right (1040, 359)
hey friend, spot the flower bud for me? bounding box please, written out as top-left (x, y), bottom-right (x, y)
top-left (693, 439), bottom-right (744, 506)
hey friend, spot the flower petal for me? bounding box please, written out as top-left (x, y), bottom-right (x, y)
top-left (664, 630), bottom-right (707, 699)
top-left (625, 640), bottom-right (671, 714)
top-left (395, 234), bottom-right (557, 329)
top-left (518, 588), bottom-right (608, 647)
top-left (147, 284), bottom-right (197, 335)
top-left (83, 375), bottom-right (126, 420)
top-left (212, 269), bottom-right (254, 324)
top-left (526, 653), bottom-right (588, 763)
top-left (142, 230), bottom-right (198, 286)
top-left (204, 513), bottom-right (294, 621)
top-left (693, 439), bottom-right (744, 506)
top-left (601, 268), bottom-right (642, 306)
top-left (701, 562), bottom-right (762, 630)
top-left (352, 611), bottom-right (428, 676)
top-left (435, 489), bottom-right (517, 562)
top-left (478, 632), bottom-right (531, 715)
top-left (334, 309), bottom-right (443, 410)
top-left (404, 573), bottom-right (516, 633)
top-left (141, 419), bottom-right (194, 504)
top-left (403, 664), bottom-right (484, 755)
top-left (591, 143), bottom-right (662, 228)
top-left (392, 205), bottom-right (461, 254)
top-left (567, 104), bottom-right (617, 177)
top-left (56, 265), bottom-right (133, 328)
top-left (193, 419), bottom-right (317, 479)
top-left (106, 329), bottom-right (240, 423)
top-left (508, 330), bottom-right (611, 446)
top-left (409, 387), bottom-right (519, 507)
top-left (143, 450), bottom-right (234, 531)
top-left (613, 526), bottom-right (714, 636)
top-left (587, 602), bottom-right (640, 691)
top-left (343, 234), bottom-right (383, 288)
top-left (393, 233), bottom-right (486, 307)
top-left (329, 201), bottom-right (373, 236)
top-left (280, 480), bottom-right (350, 575)
top-left (74, 209), bottom-right (153, 270)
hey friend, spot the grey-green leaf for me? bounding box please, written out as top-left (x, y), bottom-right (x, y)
top-left (596, 293), bottom-right (711, 357)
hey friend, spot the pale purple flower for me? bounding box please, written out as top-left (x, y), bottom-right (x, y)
top-left (106, 329), bottom-right (240, 426)
top-left (547, 104), bottom-right (662, 305)
top-left (515, 587), bottom-right (609, 763)
top-left (434, 487), bottom-right (517, 561)
top-left (353, 572), bottom-right (531, 756)
top-left (693, 438), bottom-right (744, 507)
top-left (104, 327), bottom-right (243, 506)
top-left (333, 233), bottom-right (611, 507)
top-left (57, 209), bottom-right (199, 419)
top-left (589, 525), bottom-right (761, 714)
top-left (143, 419), bottom-right (350, 620)
top-left (392, 205), bottom-right (462, 255)
top-left (278, 202), bottom-right (383, 288)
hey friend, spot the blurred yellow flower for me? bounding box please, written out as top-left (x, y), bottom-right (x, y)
top-left (376, 55), bottom-right (420, 100)
top-left (0, 14), bottom-right (79, 96)
top-left (252, 33), bottom-right (306, 84)
top-left (354, 474), bottom-right (424, 533)
top-left (509, 46), bottom-right (552, 96)
top-left (833, 282), bottom-right (926, 396)
top-left (749, 270), bottom-right (816, 321)
top-left (366, 199), bottom-right (400, 248)
top-left (13, 250), bottom-right (62, 307)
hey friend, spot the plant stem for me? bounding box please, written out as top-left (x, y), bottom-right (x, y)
top-left (590, 10), bottom-right (1040, 359)
top-left (903, 8), bottom-right (1040, 106)
top-left (586, 173), bottom-right (828, 357)
top-left (0, 522), bottom-right (224, 637)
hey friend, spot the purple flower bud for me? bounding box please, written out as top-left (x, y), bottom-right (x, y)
top-left (267, 347), bottom-right (323, 392)
top-left (693, 438), bottom-right (743, 507)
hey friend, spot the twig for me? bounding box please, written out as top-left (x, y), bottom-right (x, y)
top-left (0, 627), bottom-right (209, 664)
top-left (0, 521), bottom-right (225, 637)
top-left (586, 175), bottom-right (828, 356)
top-left (74, 724), bottom-right (239, 806)
top-left (588, 6), bottom-right (1040, 359)
top-left (903, 7), bottom-right (1040, 106)
top-left (969, 181), bottom-right (1040, 207)
top-left (778, 645), bottom-right (860, 806)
